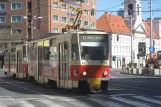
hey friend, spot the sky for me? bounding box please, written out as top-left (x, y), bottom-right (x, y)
top-left (96, 0), bottom-right (161, 19)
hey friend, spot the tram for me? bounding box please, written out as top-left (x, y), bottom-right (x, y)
top-left (3, 44), bottom-right (28, 79)
top-left (4, 30), bottom-right (111, 92)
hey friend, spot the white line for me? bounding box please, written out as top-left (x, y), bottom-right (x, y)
top-left (90, 98), bottom-right (124, 107)
top-left (111, 97), bottom-right (152, 107)
top-left (133, 96), bottom-right (161, 105)
top-left (155, 96), bottom-right (161, 99)
top-left (60, 98), bottom-right (91, 107)
top-left (111, 84), bottom-right (161, 93)
top-left (109, 94), bottom-right (135, 97)
top-left (0, 101), bottom-right (7, 107)
top-left (18, 98), bottom-right (45, 100)
top-left (18, 100), bottom-right (35, 107)
top-left (0, 79), bottom-right (41, 94)
top-left (42, 95), bottom-right (85, 99)
top-left (37, 99), bottom-right (64, 107)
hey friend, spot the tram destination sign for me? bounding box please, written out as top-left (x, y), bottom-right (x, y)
top-left (79, 35), bottom-right (107, 42)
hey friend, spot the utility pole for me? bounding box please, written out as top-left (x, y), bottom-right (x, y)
top-left (130, 14), bottom-right (133, 64)
top-left (150, 0), bottom-right (153, 62)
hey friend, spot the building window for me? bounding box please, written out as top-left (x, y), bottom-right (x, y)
top-left (117, 47), bottom-right (119, 53)
top-left (84, 10), bottom-right (88, 16)
top-left (91, 9), bottom-right (95, 16)
top-left (62, 17), bottom-right (67, 23)
top-left (0, 4), bottom-right (6, 11)
top-left (11, 2), bottom-right (22, 10)
top-left (84, 21), bottom-right (88, 27)
top-left (90, 22), bottom-right (95, 28)
top-left (77, 20), bottom-right (81, 26)
top-left (114, 47), bottom-right (116, 53)
top-left (53, 28), bottom-right (59, 33)
top-left (0, 16), bottom-right (6, 23)
top-left (137, 4), bottom-right (140, 15)
top-left (53, 2), bottom-right (58, 9)
top-left (84, 0), bottom-right (89, 4)
top-left (12, 29), bottom-right (22, 35)
top-left (53, 15), bottom-right (59, 22)
top-left (70, 7), bottom-right (75, 14)
top-left (123, 47), bottom-right (125, 54)
top-left (62, 4), bottom-right (67, 11)
top-left (70, 18), bottom-right (74, 25)
top-left (11, 16), bottom-right (22, 23)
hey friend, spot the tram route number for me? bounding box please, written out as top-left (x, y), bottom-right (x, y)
top-left (81, 36), bottom-right (104, 40)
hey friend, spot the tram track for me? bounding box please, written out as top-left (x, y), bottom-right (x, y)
top-left (110, 83), bottom-right (161, 95)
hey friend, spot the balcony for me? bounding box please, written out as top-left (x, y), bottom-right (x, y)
top-left (0, 11), bottom-right (7, 15)
top-left (0, 0), bottom-right (8, 2)
top-left (0, 24), bottom-right (11, 28)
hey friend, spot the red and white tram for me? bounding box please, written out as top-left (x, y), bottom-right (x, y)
top-left (4, 30), bottom-right (111, 92)
top-left (4, 44), bottom-right (28, 79)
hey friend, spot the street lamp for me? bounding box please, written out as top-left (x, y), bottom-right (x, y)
top-left (23, 16), bottom-right (42, 40)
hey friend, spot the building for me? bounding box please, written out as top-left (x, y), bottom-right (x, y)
top-left (97, 12), bottom-right (132, 68)
top-left (97, 0), bottom-right (160, 68)
top-left (0, 0), bottom-right (96, 49)
top-left (117, 8), bottom-right (124, 18)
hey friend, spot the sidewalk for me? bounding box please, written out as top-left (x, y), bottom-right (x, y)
top-left (121, 67), bottom-right (161, 77)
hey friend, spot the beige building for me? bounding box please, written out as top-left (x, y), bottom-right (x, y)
top-left (0, 0), bottom-right (96, 49)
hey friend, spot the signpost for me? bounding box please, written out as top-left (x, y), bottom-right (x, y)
top-left (149, 46), bottom-right (155, 53)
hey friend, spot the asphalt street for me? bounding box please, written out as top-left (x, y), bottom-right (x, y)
top-left (1, 69), bottom-right (161, 107)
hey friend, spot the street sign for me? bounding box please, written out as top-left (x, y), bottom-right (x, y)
top-left (149, 46), bottom-right (155, 53)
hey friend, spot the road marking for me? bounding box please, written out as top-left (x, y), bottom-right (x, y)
top-left (60, 98), bottom-right (91, 107)
top-left (0, 101), bottom-right (7, 107)
top-left (133, 96), bottom-right (161, 105)
top-left (18, 100), bottom-right (35, 107)
top-left (109, 94), bottom-right (135, 97)
top-left (0, 79), bottom-right (41, 94)
top-left (155, 96), bottom-right (161, 99)
top-left (90, 98), bottom-right (124, 107)
top-left (111, 97), bottom-right (152, 107)
top-left (37, 99), bottom-right (64, 107)
top-left (42, 95), bottom-right (85, 99)
top-left (111, 84), bottom-right (161, 93)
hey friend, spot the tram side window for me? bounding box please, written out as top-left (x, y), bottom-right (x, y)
top-left (72, 44), bottom-right (79, 60)
top-left (23, 46), bottom-right (27, 61)
top-left (44, 47), bottom-right (50, 60)
top-left (50, 47), bottom-right (57, 60)
top-left (11, 48), bottom-right (16, 62)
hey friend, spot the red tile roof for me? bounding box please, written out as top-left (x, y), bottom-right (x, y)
top-left (143, 21), bottom-right (159, 39)
top-left (97, 12), bottom-right (159, 39)
top-left (97, 12), bottom-right (131, 35)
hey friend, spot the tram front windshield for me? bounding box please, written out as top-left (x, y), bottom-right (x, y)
top-left (80, 42), bottom-right (108, 60)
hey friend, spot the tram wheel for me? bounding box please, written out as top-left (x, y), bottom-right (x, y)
top-left (13, 74), bottom-right (16, 80)
top-left (78, 81), bottom-right (89, 93)
top-left (101, 81), bottom-right (108, 92)
top-left (48, 80), bottom-right (57, 89)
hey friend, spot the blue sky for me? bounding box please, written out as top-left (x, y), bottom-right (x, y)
top-left (96, 0), bottom-right (161, 19)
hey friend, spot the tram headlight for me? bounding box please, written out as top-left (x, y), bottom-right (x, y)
top-left (82, 71), bottom-right (86, 76)
top-left (104, 71), bottom-right (108, 76)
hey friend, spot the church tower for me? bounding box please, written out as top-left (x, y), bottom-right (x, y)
top-left (124, 0), bottom-right (143, 29)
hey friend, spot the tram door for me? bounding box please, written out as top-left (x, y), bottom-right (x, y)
top-left (38, 46), bottom-right (43, 81)
top-left (59, 42), bottom-right (70, 87)
top-left (17, 50), bottom-right (23, 78)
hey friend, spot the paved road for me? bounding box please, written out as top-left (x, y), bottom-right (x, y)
top-left (1, 69), bottom-right (161, 107)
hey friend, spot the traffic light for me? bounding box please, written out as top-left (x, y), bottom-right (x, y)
top-left (138, 42), bottom-right (146, 56)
